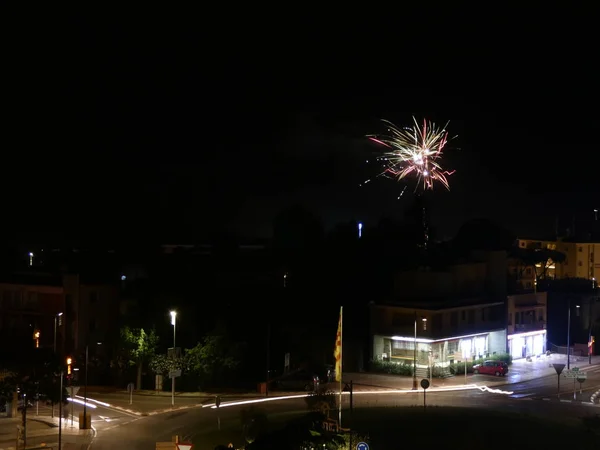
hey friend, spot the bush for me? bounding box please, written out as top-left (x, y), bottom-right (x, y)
top-left (305, 390), bottom-right (337, 418)
top-left (431, 364), bottom-right (449, 378)
top-left (370, 353), bottom-right (512, 378)
top-left (369, 360), bottom-right (413, 376)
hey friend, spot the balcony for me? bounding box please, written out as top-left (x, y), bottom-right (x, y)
top-left (514, 322), bottom-right (546, 333)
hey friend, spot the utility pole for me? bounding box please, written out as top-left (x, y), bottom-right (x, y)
top-left (22, 390), bottom-right (27, 448)
top-left (567, 299), bottom-right (571, 370)
top-left (266, 322), bottom-right (270, 397)
top-left (83, 344), bottom-right (88, 427)
top-left (589, 298), bottom-right (594, 365)
top-left (412, 312), bottom-right (418, 390)
top-left (58, 370), bottom-right (63, 449)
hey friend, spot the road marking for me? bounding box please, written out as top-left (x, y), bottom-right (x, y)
top-left (560, 399), bottom-right (572, 403)
top-left (542, 398), bottom-right (551, 401)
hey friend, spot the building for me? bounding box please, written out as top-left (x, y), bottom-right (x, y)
top-left (0, 274), bottom-right (65, 352)
top-left (507, 256), bottom-right (536, 292)
top-left (0, 272), bottom-right (120, 358)
top-left (370, 299), bottom-right (507, 374)
top-left (506, 292), bottom-right (547, 359)
top-left (393, 251), bottom-right (508, 302)
top-left (516, 238), bottom-right (600, 282)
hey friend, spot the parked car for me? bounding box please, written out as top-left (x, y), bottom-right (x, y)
top-left (473, 360), bottom-right (508, 376)
top-left (272, 370), bottom-right (320, 391)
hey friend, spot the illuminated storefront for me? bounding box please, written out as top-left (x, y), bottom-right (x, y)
top-left (507, 329), bottom-right (546, 359)
top-left (373, 329), bottom-right (507, 368)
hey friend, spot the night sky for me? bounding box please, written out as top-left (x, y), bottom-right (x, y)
top-left (5, 8), bottom-right (599, 243)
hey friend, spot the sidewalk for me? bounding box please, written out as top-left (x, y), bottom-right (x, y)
top-left (111, 389), bottom-right (261, 399)
top-left (344, 354), bottom-right (600, 391)
top-left (0, 415), bottom-right (93, 450)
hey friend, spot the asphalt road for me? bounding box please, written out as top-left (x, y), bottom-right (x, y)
top-left (3, 369), bottom-right (598, 449)
top-left (85, 383), bottom-right (600, 449)
top-left (502, 364), bottom-right (600, 402)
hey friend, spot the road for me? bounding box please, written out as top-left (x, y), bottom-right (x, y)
top-left (492, 363), bottom-right (600, 403)
top-left (86, 380), bottom-right (600, 449)
top-left (2, 366), bottom-right (598, 449)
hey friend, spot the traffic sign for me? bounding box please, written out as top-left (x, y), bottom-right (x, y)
top-left (356, 442), bottom-right (369, 450)
top-left (169, 369), bottom-right (181, 379)
top-left (552, 363), bottom-right (566, 375)
top-left (420, 379), bottom-right (430, 390)
top-left (176, 443), bottom-right (193, 450)
top-left (564, 370), bottom-right (587, 379)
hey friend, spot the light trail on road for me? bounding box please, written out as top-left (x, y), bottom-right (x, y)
top-left (75, 395), bottom-right (111, 407)
top-left (68, 397), bottom-right (97, 408)
top-left (203, 384), bottom-right (515, 409)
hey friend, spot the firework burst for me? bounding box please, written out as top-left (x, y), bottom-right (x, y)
top-left (366, 117), bottom-right (456, 191)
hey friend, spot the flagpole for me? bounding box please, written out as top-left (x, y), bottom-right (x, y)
top-left (339, 306), bottom-right (343, 426)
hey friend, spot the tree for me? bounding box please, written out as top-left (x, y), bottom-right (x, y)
top-left (120, 327), bottom-right (159, 390)
top-left (185, 331), bottom-right (242, 389)
top-left (0, 348), bottom-right (67, 414)
top-left (534, 249), bottom-right (566, 279)
top-left (148, 353), bottom-right (182, 376)
top-left (511, 246), bottom-right (566, 280)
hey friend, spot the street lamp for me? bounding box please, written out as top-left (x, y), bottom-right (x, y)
top-left (82, 341), bottom-right (101, 429)
top-left (54, 312), bottom-right (63, 353)
top-left (170, 310), bottom-right (177, 406)
top-left (567, 300), bottom-right (580, 370)
top-left (83, 344), bottom-right (89, 426)
top-left (412, 315), bottom-right (427, 390)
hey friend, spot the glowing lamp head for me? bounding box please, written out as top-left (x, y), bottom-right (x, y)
top-left (170, 310), bottom-right (177, 325)
top-left (66, 357), bottom-right (72, 365)
top-left (358, 222), bottom-right (363, 230)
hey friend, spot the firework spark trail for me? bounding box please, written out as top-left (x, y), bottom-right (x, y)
top-left (366, 117), bottom-right (456, 191)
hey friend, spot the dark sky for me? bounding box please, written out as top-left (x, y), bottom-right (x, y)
top-left (5, 8), bottom-right (599, 243)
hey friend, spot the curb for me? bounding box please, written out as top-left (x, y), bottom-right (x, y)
top-left (109, 402), bottom-right (207, 417)
top-left (29, 417), bottom-right (59, 428)
top-left (348, 362), bottom-right (600, 392)
top-left (591, 388), bottom-right (600, 404)
top-left (116, 391), bottom-right (261, 399)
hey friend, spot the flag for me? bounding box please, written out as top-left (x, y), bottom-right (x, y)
top-left (334, 307), bottom-right (342, 382)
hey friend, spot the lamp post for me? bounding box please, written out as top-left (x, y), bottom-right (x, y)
top-left (83, 344), bottom-right (88, 426)
top-left (413, 313), bottom-right (418, 390)
top-left (54, 312), bottom-right (63, 353)
top-left (412, 315), bottom-right (427, 389)
top-left (170, 310), bottom-right (177, 407)
top-left (58, 369), bottom-right (63, 449)
top-left (567, 300), bottom-right (580, 370)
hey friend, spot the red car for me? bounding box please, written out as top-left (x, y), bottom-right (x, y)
top-left (473, 360), bottom-right (508, 376)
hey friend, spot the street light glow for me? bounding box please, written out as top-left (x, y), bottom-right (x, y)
top-left (170, 310), bottom-right (177, 326)
top-left (57, 312), bottom-right (63, 317)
